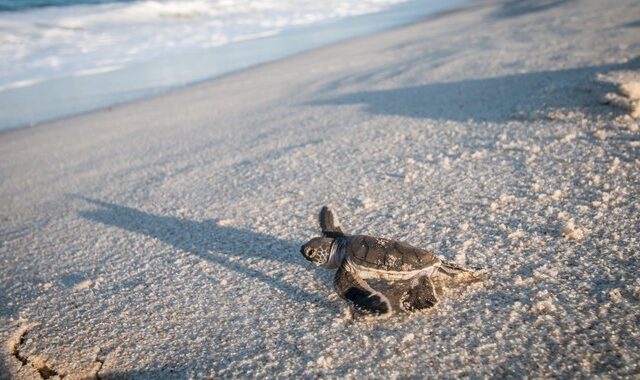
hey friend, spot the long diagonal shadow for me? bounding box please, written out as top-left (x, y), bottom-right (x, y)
top-left (74, 196), bottom-right (327, 305)
top-left (309, 57), bottom-right (640, 122)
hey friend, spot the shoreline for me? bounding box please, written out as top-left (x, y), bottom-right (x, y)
top-left (0, 0), bottom-right (470, 132)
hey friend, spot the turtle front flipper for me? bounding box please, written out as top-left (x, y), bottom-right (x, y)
top-left (334, 262), bottom-right (391, 316)
top-left (400, 275), bottom-right (439, 312)
top-left (319, 206), bottom-right (346, 238)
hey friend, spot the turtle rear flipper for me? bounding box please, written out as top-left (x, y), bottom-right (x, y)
top-left (334, 262), bottom-right (391, 316)
top-left (438, 260), bottom-right (487, 281)
top-left (319, 206), bottom-right (346, 238)
top-left (400, 275), bottom-right (438, 311)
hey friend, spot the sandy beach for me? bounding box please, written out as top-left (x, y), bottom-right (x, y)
top-left (1, 0), bottom-right (639, 378)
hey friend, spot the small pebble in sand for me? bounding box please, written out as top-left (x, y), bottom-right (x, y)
top-left (593, 129), bottom-right (608, 140)
top-left (351, 197), bottom-right (376, 209)
top-left (74, 280), bottom-right (93, 291)
top-left (561, 219), bottom-right (584, 240)
top-left (608, 288), bottom-right (624, 303)
top-left (531, 299), bottom-right (556, 314)
top-left (317, 356), bottom-right (333, 368)
top-left (608, 157), bottom-right (621, 174)
top-left (561, 132), bottom-right (577, 143)
top-left (402, 333), bottom-right (415, 343)
top-left (471, 151), bottom-right (486, 159)
top-left (508, 230), bottom-right (525, 240)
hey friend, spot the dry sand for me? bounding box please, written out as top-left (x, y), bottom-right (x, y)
top-left (1, 0), bottom-right (639, 378)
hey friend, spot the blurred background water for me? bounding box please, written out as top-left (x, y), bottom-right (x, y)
top-left (0, 0), bottom-right (467, 130)
top-left (0, 0), bottom-right (133, 11)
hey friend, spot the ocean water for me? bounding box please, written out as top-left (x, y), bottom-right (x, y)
top-left (0, 0), bottom-right (468, 130)
top-left (0, 0), bottom-right (134, 12)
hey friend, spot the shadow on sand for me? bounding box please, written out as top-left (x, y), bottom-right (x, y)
top-left (309, 58), bottom-right (639, 122)
top-left (74, 196), bottom-right (326, 306)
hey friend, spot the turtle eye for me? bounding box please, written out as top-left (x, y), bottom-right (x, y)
top-left (307, 249), bottom-right (315, 257)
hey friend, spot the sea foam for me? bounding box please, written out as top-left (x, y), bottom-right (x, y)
top-left (0, 0), bottom-right (406, 92)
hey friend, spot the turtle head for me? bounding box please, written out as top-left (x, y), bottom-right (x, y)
top-left (300, 237), bottom-right (335, 268)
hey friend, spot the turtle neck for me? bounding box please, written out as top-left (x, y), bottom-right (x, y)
top-left (324, 237), bottom-right (347, 269)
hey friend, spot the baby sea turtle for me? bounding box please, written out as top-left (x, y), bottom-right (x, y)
top-left (300, 206), bottom-right (483, 316)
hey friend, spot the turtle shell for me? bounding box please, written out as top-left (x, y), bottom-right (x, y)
top-left (345, 235), bottom-right (440, 272)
